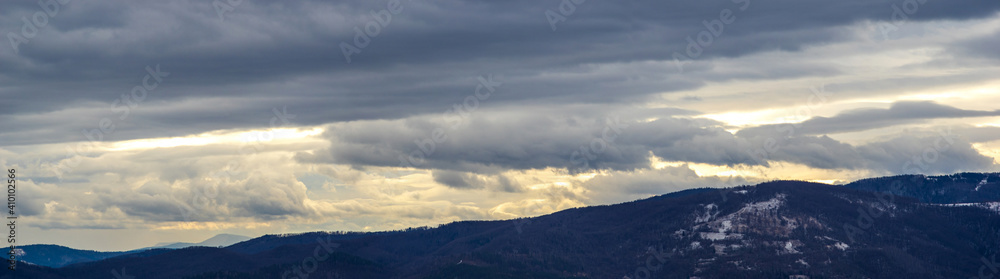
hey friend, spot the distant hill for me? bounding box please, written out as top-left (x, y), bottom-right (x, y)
top-left (4, 173), bottom-right (1000, 278)
top-left (845, 172), bottom-right (1000, 203)
top-left (152, 234), bottom-right (252, 249)
top-left (11, 245), bottom-right (134, 268)
top-left (14, 234), bottom-right (251, 268)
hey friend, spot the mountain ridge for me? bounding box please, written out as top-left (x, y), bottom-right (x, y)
top-left (5, 173), bottom-right (999, 278)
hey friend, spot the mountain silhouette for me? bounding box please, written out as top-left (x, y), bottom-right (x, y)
top-left (3, 173), bottom-right (998, 278)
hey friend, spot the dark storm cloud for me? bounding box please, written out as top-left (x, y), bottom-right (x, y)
top-left (2, 0), bottom-right (1000, 145)
top-left (432, 170), bottom-right (475, 189)
top-left (431, 170), bottom-right (525, 192)
top-left (737, 101), bottom-right (1000, 138)
top-left (301, 105), bottom-right (997, 176)
top-left (295, 106), bottom-right (725, 173)
top-left (737, 130), bottom-right (996, 174)
top-left (104, 174), bottom-right (313, 222)
top-left (856, 132), bottom-right (995, 174)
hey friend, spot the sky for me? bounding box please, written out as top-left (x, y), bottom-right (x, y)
top-left (1, 0), bottom-right (999, 251)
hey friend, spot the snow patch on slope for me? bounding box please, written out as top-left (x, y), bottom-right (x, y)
top-left (782, 241), bottom-right (800, 254)
top-left (834, 242), bottom-right (849, 251)
top-left (937, 202), bottom-right (1000, 214)
top-left (739, 194), bottom-right (785, 213)
top-left (976, 177), bottom-right (989, 191)
top-left (979, 202), bottom-right (1000, 214)
top-left (694, 203), bottom-right (718, 223)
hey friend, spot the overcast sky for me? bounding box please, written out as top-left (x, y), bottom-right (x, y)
top-left (1, 0), bottom-right (999, 251)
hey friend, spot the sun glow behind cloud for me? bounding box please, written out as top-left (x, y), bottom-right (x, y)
top-left (107, 127), bottom-right (324, 151)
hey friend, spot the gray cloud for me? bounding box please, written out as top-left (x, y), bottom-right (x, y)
top-left (579, 165), bottom-right (757, 204)
top-left (857, 131), bottom-right (995, 174)
top-left (433, 170), bottom-right (476, 189)
top-left (301, 104), bottom-right (997, 176)
top-left (953, 125), bottom-right (1000, 143)
top-left (953, 25), bottom-right (1000, 61)
top-left (737, 101), bottom-right (1000, 137)
top-left (296, 107), bottom-right (726, 173)
top-left (431, 170), bottom-right (524, 192)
